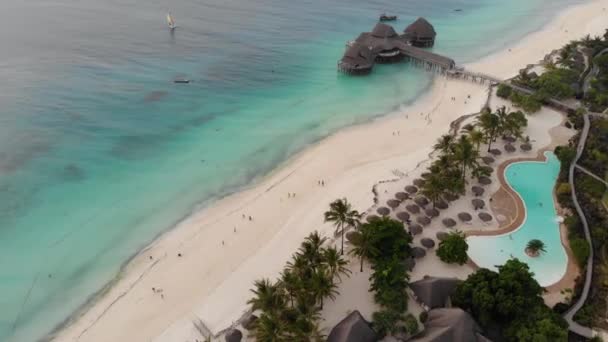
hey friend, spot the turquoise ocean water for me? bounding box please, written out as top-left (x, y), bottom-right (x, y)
top-left (467, 152), bottom-right (567, 287)
top-left (0, 0), bottom-right (579, 340)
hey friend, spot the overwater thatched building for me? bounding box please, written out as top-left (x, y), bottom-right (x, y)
top-left (338, 43), bottom-right (375, 75)
top-left (404, 17), bottom-right (437, 47)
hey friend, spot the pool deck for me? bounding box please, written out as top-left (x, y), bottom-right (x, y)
top-left (465, 143), bottom-right (580, 294)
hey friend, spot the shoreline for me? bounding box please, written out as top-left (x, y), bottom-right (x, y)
top-left (52, 1), bottom-right (608, 341)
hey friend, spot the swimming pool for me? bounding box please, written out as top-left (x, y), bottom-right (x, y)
top-left (467, 151), bottom-right (568, 286)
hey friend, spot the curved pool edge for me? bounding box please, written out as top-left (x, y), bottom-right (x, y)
top-left (465, 149), bottom-right (579, 289)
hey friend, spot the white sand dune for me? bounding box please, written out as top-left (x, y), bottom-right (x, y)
top-left (53, 1), bottom-right (608, 341)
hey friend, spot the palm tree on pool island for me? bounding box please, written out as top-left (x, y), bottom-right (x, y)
top-left (526, 239), bottom-right (546, 257)
top-left (324, 198), bottom-right (361, 255)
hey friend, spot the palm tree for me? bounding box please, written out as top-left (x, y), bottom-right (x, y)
top-left (310, 267), bottom-right (338, 309)
top-left (453, 135), bottom-right (479, 185)
top-left (525, 239), bottom-right (546, 257)
top-left (504, 110), bottom-right (528, 139)
top-left (279, 270), bottom-right (301, 308)
top-left (324, 198), bottom-right (361, 255)
top-left (322, 246), bottom-right (351, 281)
top-left (348, 229), bottom-right (378, 272)
top-left (469, 129), bottom-right (484, 152)
top-left (298, 231), bottom-right (327, 270)
top-left (476, 110), bottom-right (500, 152)
top-left (254, 313), bottom-right (287, 342)
top-left (421, 173), bottom-right (445, 208)
top-left (248, 279), bottom-right (286, 315)
top-left (433, 134), bottom-right (455, 155)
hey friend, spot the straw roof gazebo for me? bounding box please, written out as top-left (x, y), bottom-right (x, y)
top-left (489, 148), bottom-right (502, 156)
top-left (409, 276), bottom-right (460, 309)
top-left (338, 44), bottom-right (374, 75)
top-left (482, 156), bottom-right (495, 164)
top-left (366, 214), bottom-right (380, 223)
top-left (478, 212), bottom-right (493, 222)
top-left (412, 246), bottom-right (427, 258)
top-left (415, 196), bottom-right (430, 207)
top-left (505, 144), bottom-right (516, 153)
top-left (436, 199), bottom-right (449, 209)
top-left (327, 310), bottom-right (377, 342)
top-left (521, 143), bottom-right (532, 151)
top-left (404, 17), bottom-right (437, 47)
top-left (421, 238), bottom-right (436, 249)
top-left (413, 178), bottom-right (426, 187)
top-left (478, 176), bottom-right (492, 185)
top-left (405, 185), bottom-right (419, 194)
top-left (387, 199), bottom-right (401, 209)
top-left (425, 208), bottom-right (440, 218)
top-left (471, 186), bottom-right (484, 197)
top-left (407, 204), bottom-right (421, 214)
top-left (396, 192), bottom-right (409, 200)
top-left (225, 329), bottom-right (243, 342)
top-left (458, 212), bottom-right (472, 222)
top-left (436, 231), bottom-right (449, 241)
top-left (442, 218), bottom-right (456, 228)
top-left (410, 224), bottom-right (423, 235)
top-left (444, 193), bottom-right (459, 202)
top-left (479, 166), bottom-right (493, 174)
top-left (411, 308), bottom-right (490, 342)
top-left (417, 216), bottom-right (432, 226)
top-left (503, 136), bottom-right (516, 143)
top-left (472, 199), bottom-right (485, 210)
top-left (377, 207), bottom-right (390, 216)
top-left (397, 211), bottom-right (411, 222)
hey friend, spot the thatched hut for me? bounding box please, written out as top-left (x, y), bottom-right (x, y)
top-left (458, 212), bottom-right (473, 222)
top-left (409, 276), bottom-right (460, 309)
top-left (411, 308), bottom-right (490, 341)
top-left (366, 214), bottom-right (380, 223)
top-left (225, 329), bottom-right (243, 342)
top-left (472, 199), bottom-right (485, 210)
top-left (417, 216), bottom-right (432, 226)
top-left (415, 196), bottom-right (430, 207)
top-left (407, 204), bottom-right (421, 214)
top-left (482, 156), bottom-right (495, 164)
top-left (338, 44), bottom-right (374, 75)
top-left (410, 224), bottom-right (423, 235)
top-left (472, 186), bottom-right (484, 197)
top-left (478, 176), bottom-right (492, 185)
top-left (505, 144), bottom-right (516, 153)
top-left (405, 185), bottom-right (419, 194)
top-left (442, 218), bottom-right (457, 228)
top-left (478, 212), bottom-right (493, 222)
top-left (436, 231), bottom-right (449, 241)
top-left (404, 17), bottom-right (437, 47)
top-left (521, 143), bottom-right (532, 151)
top-left (377, 207), bottom-right (390, 216)
top-left (397, 211), bottom-right (411, 222)
top-left (327, 310), bottom-right (377, 342)
top-left (412, 246), bottom-right (427, 258)
top-left (387, 199), bottom-right (401, 209)
top-left (421, 238), bottom-right (436, 249)
top-left (435, 199), bottom-right (449, 209)
top-left (425, 208), bottom-right (440, 218)
top-left (396, 192), bottom-right (410, 200)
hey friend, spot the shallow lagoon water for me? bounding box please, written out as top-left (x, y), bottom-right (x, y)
top-left (467, 152), bottom-right (568, 286)
top-left (0, 0), bottom-right (578, 340)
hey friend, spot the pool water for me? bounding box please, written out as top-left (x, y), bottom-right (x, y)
top-left (467, 152), bottom-right (568, 286)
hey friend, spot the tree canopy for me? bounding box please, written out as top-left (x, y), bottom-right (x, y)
top-left (436, 231), bottom-right (469, 265)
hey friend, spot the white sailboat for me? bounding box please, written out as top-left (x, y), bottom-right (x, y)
top-left (167, 12), bottom-right (176, 30)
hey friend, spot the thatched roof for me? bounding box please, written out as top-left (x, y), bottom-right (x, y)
top-left (412, 246), bottom-right (427, 258)
top-left (396, 192), bottom-right (410, 200)
top-left (521, 143), bottom-right (532, 151)
top-left (442, 218), bottom-right (456, 228)
top-left (489, 148), bottom-right (502, 156)
top-left (404, 17), bottom-right (437, 39)
top-left (444, 193), bottom-right (459, 202)
top-left (478, 176), bottom-right (492, 185)
top-left (425, 208), bottom-right (440, 218)
top-left (436, 199), bottom-right (449, 210)
top-left (242, 314), bottom-right (258, 330)
top-left (407, 204), bottom-right (421, 214)
top-left (406, 185), bottom-right (419, 194)
top-left (482, 156), bottom-right (495, 164)
top-left (415, 196), bottom-right (430, 207)
top-left (472, 186), bottom-right (484, 196)
top-left (479, 212), bottom-right (493, 222)
top-left (421, 238), bottom-right (436, 249)
top-left (413, 178), bottom-right (426, 187)
top-left (366, 214), bottom-right (380, 223)
top-left (340, 44), bottom-right (374, 70)
top-left (436, 231), bottom-right (449, 241)
top-left (225, 329), bottom-right (243, 342)
top-left (411, 308), bottom-right (489, 342)
top-left (328, 310), bottom-right (377, 342)
top-left (377, 207), bottom-right (390, 216)
top-left (505, 144), bottom-right (516, 153)
top-left (410, 224), bottom-right (423, 235)
top-left (458, 212), bottom-right (472, 222)
top-left (409, 276), bottom-right (460, 309)
top-left (472, 199), bottom-right (485, 210)
top-left (387, 199), bottom-right (401, 209)
top-left (397, 211), bottom-right (411, 222)
top-left (371, 22), bottom-right (399, 38)
top-left (417, 216), bottom-right (432, 226)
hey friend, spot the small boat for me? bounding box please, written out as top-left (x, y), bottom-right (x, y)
top-left (167, 12), bottom-right (176, 30)
top-left (379, 13), bottom-right (397, 21)
top-left (174, 78), bottom-right (190, 84)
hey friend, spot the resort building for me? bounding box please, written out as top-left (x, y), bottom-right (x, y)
top-left (338, 18), bottom-right (455, 75)
top-left (404, 17), bottom-right (437, 47)
top-left (409, 276), bottom-right (461, 311)
top-left (411, 308), bottom-right (492, 342)
top-left (327, 310), bottom-right (377, 342)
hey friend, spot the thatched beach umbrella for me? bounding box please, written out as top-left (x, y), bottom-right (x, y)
top-left (377, 207), bottom-right (390, 216)
top-left (503, 136), bottom-right (516, 143)
top-left (242, 314), bottom-right (258, 330)
top-left (425, 207), bottom-right (440, 218)
top-left (472, 186), bottom-right (485, 197)
top-left (397, 211), bottom-right (411, 222)
top-left (415, 196), bottom-right (429, 207)
top-left (436, 231), bottom-right (449, 241)
top-left (458, 212), bottom-right (472, 222)
top-left (480, 166), bottom-right (493, 174)
top-left (442, 218), bottom-right (457, 228)
top-left (346, 231), bottom-right (361, 243)
top-left (413, 178), bottom-right (425, 187)
top-left (421, 238), bottom-right (436, 249)
top-left (482, 156), bottom-right (495, 165)
top-left (366, 214), bottom-right (380, 223)
top-left (478, 212), bottom-right (493, 222)
top-left (521, 143), bottom-right (532, 151)
top-left (412, 246), bottom-right (427, 258)
top-left (444, 193), bottom-right (459, 202)
top-left (436, 199), bottom-right (449, 209)
top-left (409, 224), bottom-right (423, 235)
top-left (405, 185), bottom-right (419, 194)
top-left (472, 198), bottom-right (485, 210)
top-left (396, 192), bottom-right (409, 200)
top-left (421, 172), bottom-right (432, 179)
top-left (489, 148), bottom-right (502, 156)
top-left (505, 144), bottom-right (516, 153)
top-left (387, 199), bottom-right (400, 209)
top-left (478, 176), bottom-right (492, 185)
top-left (406, 204), bottom-right (421, 214)
top-left (417, 216), bottom-right (431, 226)
top-left (403, 258), bottom-right (416, 271)
top-left (225, 329), bottom-right (243, 342)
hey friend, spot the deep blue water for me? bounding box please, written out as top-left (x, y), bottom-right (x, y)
top-left (0, 0), bottom-right (578, 340)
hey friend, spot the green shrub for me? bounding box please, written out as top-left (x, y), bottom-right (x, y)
top-left (436, 231), bottom-right (469, 265)
top-left (419, 311), bottom-right (428, 323)
top-left (497, 84), bottom-right (512, 99)
top-left (570, 238), bottom-right (590, 268)
top-left (556, 182), bottom-right (571, 203)
top-left (372, 309), bottom-right (403, 338)
top-left (511, 91), bottom-right (542, 113)
top-left (404, 313), bottom-right (419, 335)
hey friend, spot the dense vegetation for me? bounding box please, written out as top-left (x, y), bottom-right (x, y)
top-left (580, 32), bottom-right (608, 112)
top-left (247, 232), bottom-right (349, 341)
top-left (350, 217), bottom-right (415, 338)
top-left (453, 259), bottom-right (568, 341)
top-left (436, 231), bottom-right (469, 265)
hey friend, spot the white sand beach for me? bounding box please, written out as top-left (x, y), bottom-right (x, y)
top-left (53, 1), bottom-right (608, 341)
